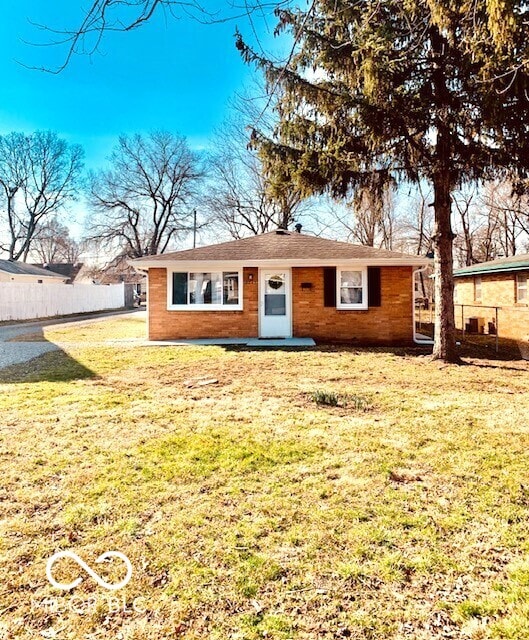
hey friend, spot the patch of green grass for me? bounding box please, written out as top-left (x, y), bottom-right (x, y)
top-left (310, 389), bottom-right (340, 406)
top-left (310, 389), bottom-right (371, 410)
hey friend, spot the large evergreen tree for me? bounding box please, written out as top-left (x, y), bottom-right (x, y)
top-left (237, 0), bottom-right (529, 362)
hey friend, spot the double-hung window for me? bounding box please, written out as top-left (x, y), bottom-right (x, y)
top-left (169, 270), bottom-right (242, 310)
top-left (474, 276), bottom-right (482, 302)
top-left (337, 268), bottom-right (368, 310)
top-left (516, 274), bottom-right (527, 302)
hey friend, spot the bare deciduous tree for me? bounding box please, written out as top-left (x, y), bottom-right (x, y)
top-left (0, 131), bottom-right (83, 261)
top-left (451, 182), bottom-right (529, 266)
top-left (345, 173), bottom-right (396, 249)
top-left (204, 116), bottom-right (307, 239)
top-left (30, 0), bottom-right (278, 74)
top-left (87, 131), bottom-right (203, 257)
top-left (31, 217), bottom-right (81, 264)
top-left (412, 185), bottom-right (434, 258)
top-left (479, 182), bottom-right (528, 258)
top-left (453, 187), bottom-right (480, 266)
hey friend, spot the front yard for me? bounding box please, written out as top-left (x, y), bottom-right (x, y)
top-left (1, 316), bottom-right (529, 639)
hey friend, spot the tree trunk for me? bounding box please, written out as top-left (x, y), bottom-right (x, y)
top-left (432, 171), bottom-right (459, 362)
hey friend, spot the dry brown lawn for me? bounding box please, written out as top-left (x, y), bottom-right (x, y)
top-left (1, 316), bottom-right (529, 639)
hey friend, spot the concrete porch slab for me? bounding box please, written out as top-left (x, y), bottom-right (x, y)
top-left (246, 338), bottom-right (315, 347)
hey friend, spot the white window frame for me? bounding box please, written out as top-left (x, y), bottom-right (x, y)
top-left (516, 273), bottom-right (527, 303)
top-left (336, 266), bottom-right (368, 310)
top-left (474, 276), bottom-right (482, 302)
top-left (167, 268), bottom-right (243, 311)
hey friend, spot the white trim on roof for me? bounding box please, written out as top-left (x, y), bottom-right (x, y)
top-left (131, 257), bottom-right (429, 270)
top-left (0, 271), bottom-right (67, 281)
top-left (454, 263), bottom-right (529, 277)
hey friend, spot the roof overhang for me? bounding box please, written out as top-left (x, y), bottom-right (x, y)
top-left (130, 257), bottom-right (430, 271)
top-left (454, 263), bottom-right (529, 278)
top-left (0, 270), bottom-right (67, 281)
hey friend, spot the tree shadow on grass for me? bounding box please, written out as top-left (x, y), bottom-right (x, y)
top-left (222, 340), bottom-right (529, 372)
top-left (222, 343), bottom-right (432, 357)
top-left (0, 346), bottom-right (97, 385)
top-left (456, 332), bottom-right (527, 364)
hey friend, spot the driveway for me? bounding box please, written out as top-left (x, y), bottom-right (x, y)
top-left (0, 309), bottom-right (141, 370)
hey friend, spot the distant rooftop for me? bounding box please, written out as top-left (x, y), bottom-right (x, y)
top-left (454, 254), bottom-right (529, 277)
top-left (0, 259), bottom-right (66, 279)
top-left (31, 263), bottom-right (83, 283)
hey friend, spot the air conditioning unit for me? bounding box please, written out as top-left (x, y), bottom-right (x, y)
top-left (466, 317), bottom-right (486, 334)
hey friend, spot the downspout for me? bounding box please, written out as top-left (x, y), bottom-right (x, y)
top-left (413, 265), bottom-right (434, 345)
top-left (130, 263), bottom-right (149, 340)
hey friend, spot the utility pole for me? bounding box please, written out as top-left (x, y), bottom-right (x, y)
top-left (193, 209), bottom-right (197, 248)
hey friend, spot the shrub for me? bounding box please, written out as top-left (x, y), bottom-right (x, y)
top-left (310, 390), bottom-right (370, 411)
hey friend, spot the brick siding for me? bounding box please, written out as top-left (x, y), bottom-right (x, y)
top-left (291, 266), bottom-right (414, 344)
top-left (454, 272), bottom-right (529, 341)
top-left (147, 265), bottom-right (415, 344)
top-left (147, 267), bottom-right (258, 340)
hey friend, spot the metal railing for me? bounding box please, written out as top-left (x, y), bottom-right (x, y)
top-left (455, 303), bottom-right (500, 353)
top-left (415, 302), bottom-right (502, 353)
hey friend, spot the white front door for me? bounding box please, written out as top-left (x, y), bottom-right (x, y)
top-left (259, 269), bottom-right (292, 338)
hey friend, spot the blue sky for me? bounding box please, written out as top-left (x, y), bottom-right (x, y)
top-left (0, 1), bottom-right (276, 170)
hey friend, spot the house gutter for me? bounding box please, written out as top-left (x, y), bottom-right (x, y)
top-left (0, 272), bottom-right (68, 283)
top-left (130, 258), bottom-right (429, 270)
top-left (454, 262), bottom-right (529, 277)
top-left (413, 265), bottom-right (434, 345)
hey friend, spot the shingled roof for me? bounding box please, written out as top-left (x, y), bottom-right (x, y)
top-left (132, 230), bottom-right (428, 267)
top-left (0, 259), bottom-right (66, 279)
top-left (454, 254), bottom-right (529, 277)
top-left (31, 263), bottom-right (83, 283)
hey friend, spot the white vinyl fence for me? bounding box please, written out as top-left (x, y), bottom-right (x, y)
top-left (0, 282), bottom-right (125, 322)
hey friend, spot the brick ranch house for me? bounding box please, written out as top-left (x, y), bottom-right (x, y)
top-left (131, 229), bottom-right (431, 344)
top-left (454, 254), bottom-right (529, 341)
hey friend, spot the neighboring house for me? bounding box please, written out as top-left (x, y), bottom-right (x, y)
top-left (32, 263), bottom-right (83, 284)
top-left (76, 256), bottom-right (147, 299)
top-left (454, 254), bottom-right (529, 341)
top-left (97, 256), bottom-right (146, 288)
top-left (131, 229), bottom-right (430, 344)
top-left (0, 259), bottom-right (68, 284)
